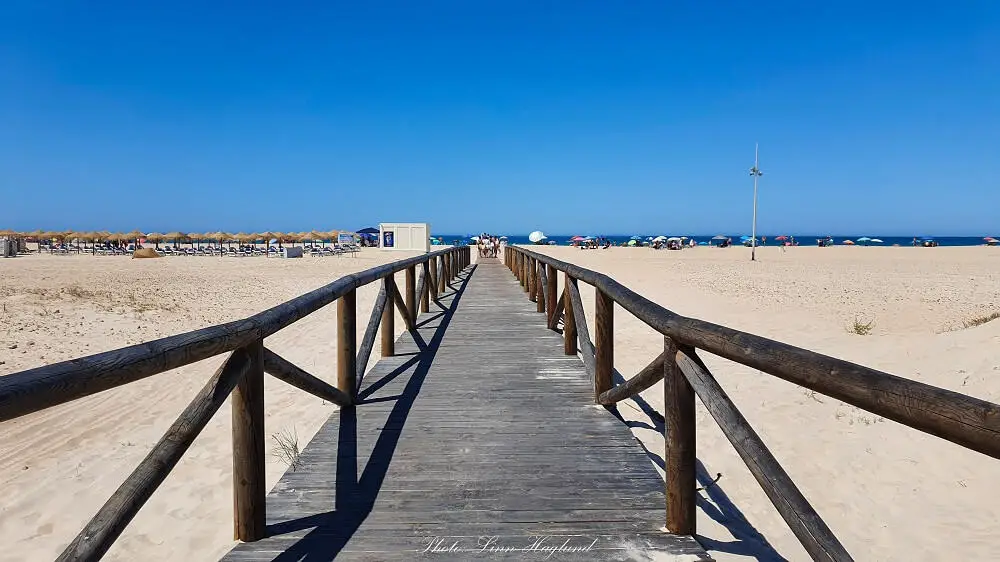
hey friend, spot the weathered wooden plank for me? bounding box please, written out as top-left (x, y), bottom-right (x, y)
top-left (58, 349), bottom-right (251, 562)
top-left (219, 260), bottom-right (709, 561)
top-left (676, 346), bottom-right (850, 561)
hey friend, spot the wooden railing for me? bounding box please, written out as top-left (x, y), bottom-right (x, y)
top-left (0, 246), bottom-right (470, 561)
top-left (504, 245), bottom-right (1000, 562)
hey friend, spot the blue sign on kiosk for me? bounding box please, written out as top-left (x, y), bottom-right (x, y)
top-left (383, 231), bottom-right (394, 248)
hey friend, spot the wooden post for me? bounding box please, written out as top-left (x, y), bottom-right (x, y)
top-left (439, 257), bottom-right (447, 294)
top-left (428, 257), bottom-right (438, 301)
top-left (536, 262), bottom-right (546, 313)
top-left (420, 261), bottom-right (430, 313)
top-left (522, 254), bottom-right (529, 292)
top-left (595, 288), bottom-right (614, 401)
top-left (337, 289), bottom-right (357, 398)
top-left (381, 277), bottom-right (395, 357)
top-left (663, 336), bottom-right (696, 534)
top-left (232, 340), bottom-right (265, 541)
top-left (528, 258), bottom-right (537, 302)
top-left (546, 264), bottom-right (557, 322)
top-left (405, 266), bottom-right (416, 326)
top-left (563, 274), bottom-right (577, 355)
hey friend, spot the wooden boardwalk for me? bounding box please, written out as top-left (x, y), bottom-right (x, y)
top-left (221, 259), bottom-right (711, 561)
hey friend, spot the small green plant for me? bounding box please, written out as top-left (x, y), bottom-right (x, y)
top-left (849, 314), bottom-right (875, 335)
top-left (271, 427), bottom-right (301, 471)
top-left (963, 311), bottom-right (1000, 329)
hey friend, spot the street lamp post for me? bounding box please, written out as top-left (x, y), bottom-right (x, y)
top-left (750, 143), bottom-right (763, 261)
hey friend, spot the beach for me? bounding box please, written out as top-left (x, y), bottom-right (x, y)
top-left (2, 245), bottom-right (999, 561)
top-left (0, 250), bottom-right (423, 561)
top-left (527, 244), bottom-right (1000, 561)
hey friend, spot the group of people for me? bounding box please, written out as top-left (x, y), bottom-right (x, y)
top-left (476, 234), bottom-right (503, 258)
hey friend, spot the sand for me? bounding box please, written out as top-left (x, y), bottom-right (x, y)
top-left (527, 244), bottom-right (1000, 562)
top-left (2, 245), bottom-right (999, 561)
top-left (0, 249), bottom-right (424, 561)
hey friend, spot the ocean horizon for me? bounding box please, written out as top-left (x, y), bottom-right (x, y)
top-left (437, 234), bottom-right (996, 247)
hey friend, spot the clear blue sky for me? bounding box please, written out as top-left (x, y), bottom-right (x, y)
top-left (2, 1), bottom-right (997, 236)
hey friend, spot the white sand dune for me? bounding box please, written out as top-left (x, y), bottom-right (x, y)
top-left (2, 245), bottom-right (999, 561)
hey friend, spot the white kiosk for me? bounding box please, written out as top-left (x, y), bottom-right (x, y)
top-left (379, 223), bottom-right (430, 252)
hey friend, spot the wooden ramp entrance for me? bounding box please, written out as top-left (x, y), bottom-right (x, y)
top-left (221, 259), bottom-right (710, 561)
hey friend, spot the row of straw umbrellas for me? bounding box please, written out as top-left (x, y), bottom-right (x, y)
top-left (1, 229), bottom-right (355, 245)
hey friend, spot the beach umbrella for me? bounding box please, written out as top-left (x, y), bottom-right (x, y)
top-left (775, 235), bottom-right (788, 241)
top-left (357, 227), bottom-right (379, 234)
top-left (843, 240), bottom-right (855, 245)
top-left (146, 232), bottom-right (164, 249)
top-left (165, 231), bottom-right (187, 248)
top-left (528, 231), bottom-right (546, 243)
top-left (627, 239), bottom-right (637, 246)
top-left (570, 235), bottom-right (585, 242)
top-left (653, 236), bottom-right (667, 242)
top-left (667, 237), bottom-right (681, 242)
top-left (629, 235), bottom-right (643, 241)
top-left (711, 235), bottom-right (727, 240)
top-left (870, 238), bottom-right (884, 244)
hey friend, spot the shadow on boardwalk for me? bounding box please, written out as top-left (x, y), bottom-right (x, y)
top-left (610, 371), bottom-right (789, 562)
top-left (263, 266), bottom-right (476, 561)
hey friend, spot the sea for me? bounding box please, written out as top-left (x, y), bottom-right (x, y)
top-left (437, 235), bottom-right (994, 247)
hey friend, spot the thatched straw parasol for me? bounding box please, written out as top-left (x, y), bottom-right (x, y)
top-left (124, 230), bottom-right (145, 246)
top-left (0, 228), bottom-right (16, 237)
top-left (164, 231), bottom-right (187, 248)
top-left (146, 232), bottom-right (164, 249)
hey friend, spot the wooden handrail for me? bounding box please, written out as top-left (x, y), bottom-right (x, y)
top-left (676, 346), bottom-right (852, 561)
top-left (56, 348), bottom-right (252, 561)
top-left (507, 246), bottom-right (1000, 460)
top-left (0, 247), bottom-right (462, 423)
top-left (505, 244), bottom-right (1000, 561)
top-left (3, 246), bottom-right (470, 561)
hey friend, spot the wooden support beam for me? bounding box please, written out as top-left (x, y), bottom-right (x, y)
top-left (381, 276), bottom-right (396, 357)
top-left (337, 289), bottom-right (357, 398)
top-left (537, 264), bottom-right (547, 313)
top-left (547, 296), bottom-right (565, 331)
top-left (663, 337), bottom-right (695, 536)
top-left (546, 264), bottom-right (557, 321)
top-left (420, 261), bottom-right (430, 313)
top-left (233, 340), bottom-right (266, 542)
top-left (428, 256), bottom-right (438, 301)
top-left (56, 349), bottom-right (252, 561)
top-left (438, 257), bottom-right (446, 294)
top-left (356, 284), bottom-right (388, 389)
top-left (597, 351), bottom-right (666, 405)
top-left (388, 279), bottom-right (416, 332)
top-left (529, 258), bottom-right (537, 302)
top-left (675, 346), bottom-right (851, 561)
top-left (405, 266), bottom-right (416, 326)
top-left (563, 276), bottom-right (577, 355)
top-left (263, 347), bottom-right (352, 407)
top-left (594, 288), bottom-right (614, 401)
top-left (564, 276), bottom-right (596, 375)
